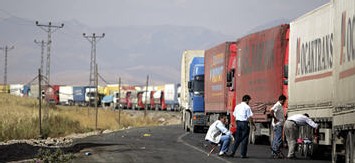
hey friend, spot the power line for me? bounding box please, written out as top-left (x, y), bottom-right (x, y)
top-left (35, 21), bottom-right (64, 84)
top-left (82, 33), bottom-right (105, 87)
top-left (0, 45), bottom-right (14, 90)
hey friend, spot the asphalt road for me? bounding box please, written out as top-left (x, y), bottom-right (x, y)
top-left (72, 125), bottom-right (331, 163)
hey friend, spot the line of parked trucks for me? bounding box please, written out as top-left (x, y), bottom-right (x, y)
top-left (180, 1), bottom-right (355, 162)
top-left (0, 83), bottom-right (179, 111)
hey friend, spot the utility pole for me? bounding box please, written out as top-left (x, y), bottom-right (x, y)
top-left (144, 75), bottom-right (149, 118)
top-left (0, 46), bottom-right (14, 90)
top-left (95, 64), bottom-right (99, 130)
top-left (82, 33), bottom-right (105, 87)
top-left (118, 77), bottom-right (121, 126)
top-left (35, 21), bottom-right (64, 84)
top-left (34, 40), bottom-right (47, 75)
top-left (38, 69), bottom-right (42, 138)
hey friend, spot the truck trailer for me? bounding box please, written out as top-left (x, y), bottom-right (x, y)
top-left (180, 50), bottom-right (205, 133)
top-left (204, 42), bottom-right (235, 131)
top-left (288, 1), bottom-right (355, 162)
top-left (229, 25), bottom-right (289, 144)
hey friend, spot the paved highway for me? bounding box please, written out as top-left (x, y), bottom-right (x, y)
top-left (72, 125), bottom-right (331, 163)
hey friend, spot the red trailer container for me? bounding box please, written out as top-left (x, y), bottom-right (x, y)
top-left (45, 85), bottom-right (60, 104)
top-left (149, 91), bottom-right (156, 110)
top-left (230, 24), bottom-right (289, 143)
top-left (137, 91), bottom-right (145, 110)
top-left (204, 42), bottom-right (236, 127)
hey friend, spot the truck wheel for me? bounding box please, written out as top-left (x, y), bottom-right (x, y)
top-left (345, 132), bottom-right (354, 163)
top-left (191, 125), bottom-right (196, 133)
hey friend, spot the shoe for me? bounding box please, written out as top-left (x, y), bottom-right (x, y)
top-left (218, 152), bottom-right (228, 157)
top-left (226, 153), bottom-right (235, 157)
top-left (286, 156), bottom-right (296, 159)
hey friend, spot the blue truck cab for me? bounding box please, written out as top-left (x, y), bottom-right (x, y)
top-left (187, 57), bottom-right (206, 132)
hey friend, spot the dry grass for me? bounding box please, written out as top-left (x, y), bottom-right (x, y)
top-left (0, 93), bottom-right (173, 142)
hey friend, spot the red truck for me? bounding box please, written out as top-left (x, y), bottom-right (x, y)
top-left (228, 25), bottom-right (289, 144)
top-left (44, 85), bottom-right (60, 104)
top-left (204, 42), bottom-right (235, 131)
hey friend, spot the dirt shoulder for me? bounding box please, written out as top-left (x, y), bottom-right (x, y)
top-left (0, 110), bottom-right (182, 162)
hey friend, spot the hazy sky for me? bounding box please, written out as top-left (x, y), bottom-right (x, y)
top-left (1, 0), bottom-right (329, 36)
top-left (0, 0), bottom-right (330, 85)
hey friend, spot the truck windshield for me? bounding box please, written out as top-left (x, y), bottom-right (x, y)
top-left (193, 75), bottom-right (204, 94)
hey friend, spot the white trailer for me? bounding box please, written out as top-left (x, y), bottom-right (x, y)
top-left (59, 86), bottom-right (74, 105)
top-left (164, 84), bottom-right (179, 111)
top-left (332, 0), bottom-right (355, 162)
top-left (10, 84), bottom-right (23, 96)
top-left (289, 2), bottom-right (334, 146)
top-left (289, 1), bottom-right (355, 162)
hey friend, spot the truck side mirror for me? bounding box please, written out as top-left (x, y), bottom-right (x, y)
top-left (227, 69), bottom-right (235, 88)
top-left (227, 72), bottom-right (232, 83)
top-left (284, 65), bottom-right (288, 79)
top-left (284, 79), bottom-right (288, 85)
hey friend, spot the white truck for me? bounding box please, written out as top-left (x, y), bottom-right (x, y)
top-left (164, 84), bottom-right (179, 111)
top-left (59, 86), bottom-right (74, 105)
top-left (288, 1), bottom-right (355, 162)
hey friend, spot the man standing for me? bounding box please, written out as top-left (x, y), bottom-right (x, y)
top-left (270, 95), bottom-right (287, 158)
top-left (205, 115), bottom-right (233, 156)
top-left (228, 95), bottom-right (255, 158)
top-left (284, 113), bottom-right (319, 159)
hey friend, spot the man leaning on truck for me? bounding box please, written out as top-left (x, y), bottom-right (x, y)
top-left (284, 113), bottom-right (319, 159)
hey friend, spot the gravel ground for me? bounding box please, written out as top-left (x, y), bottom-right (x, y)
top-left (0, 110), bottom-right (182, 163)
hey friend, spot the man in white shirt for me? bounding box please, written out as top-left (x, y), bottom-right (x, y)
top-left (270, 95), bottom-right (287, 158)
top-left (284, 113), bottom-right (319, 159)
top-left (205, 115), bottom-right (233, 156)
top-left (228, 95), bottom-right (255, 158)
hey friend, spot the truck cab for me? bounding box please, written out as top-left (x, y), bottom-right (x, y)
top-left (185, 57), bottom-right (206, 132)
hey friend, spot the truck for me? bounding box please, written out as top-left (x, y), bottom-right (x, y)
top-left (73, 86), bottom-right (97, 106)
top-left (44, 85), bottom-right (60, 104)
top-left (10, 84), bottom-right (23, 97)
top-left (59, 86), bottom-right (74, 105)
top-left (204, 42), bottom-right (235, 132)
top-left (153, 90), bottom-right (166, 110)
top-left (180, 50), bottom-right (205, 133)
top-left (164, 84), bottom-right (179, 111)
top-left (0, 84), bottom-right (9, 93)
top-left (288, 1), bottom-right (355, 162)
top-left (227, 25), bottom-right (290, 144)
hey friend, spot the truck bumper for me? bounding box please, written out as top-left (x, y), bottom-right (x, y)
top-left (192, 114), bottom-right (207, 126)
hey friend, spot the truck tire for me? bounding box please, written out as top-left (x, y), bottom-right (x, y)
top-left (191, 124), bottom-right (196, 133)
top-left (345, 132), bottom-right (354, 163)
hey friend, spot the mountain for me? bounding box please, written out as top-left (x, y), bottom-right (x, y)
top-left (0, 17), bottom-right (234, 86)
